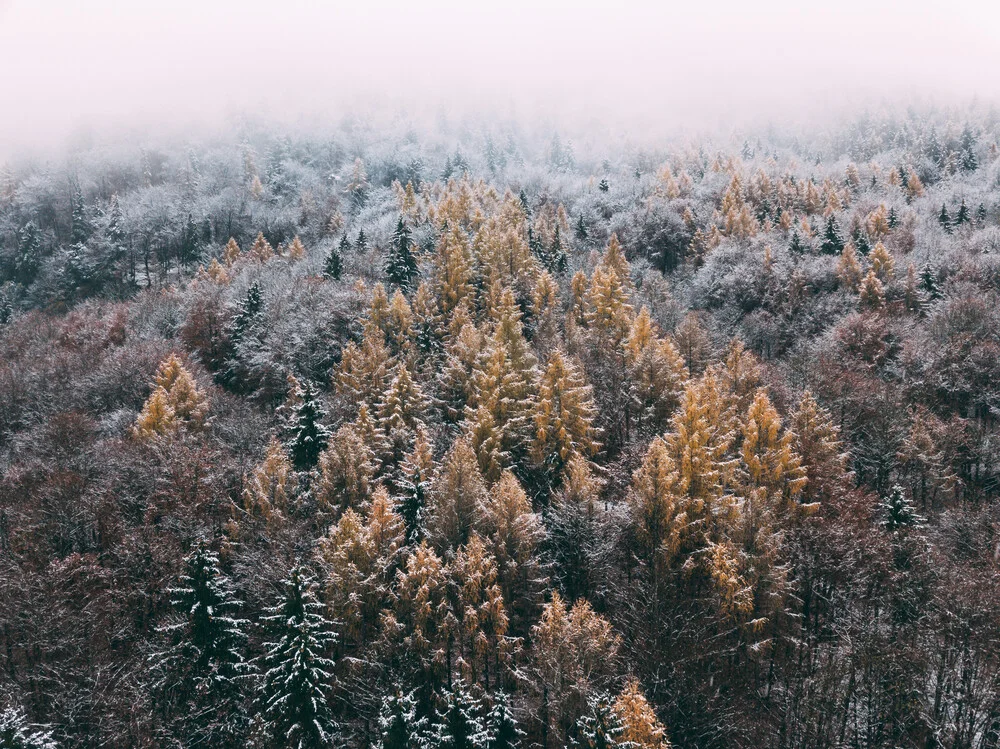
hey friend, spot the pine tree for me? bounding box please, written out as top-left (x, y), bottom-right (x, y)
top-left (152, 542), bottom-right (252, 747)
top-left (323, 242), bottom-right (343, 280)
top-left (0, 706), bottom-right (57, 749)
top-left (573, 692), bottom-right (628, 749)
top-left (820, 215), bottom-right (844, 255)
top-left (285, 381), bottom-right (330, 471)
top-left (387, 217), bottom-right (419, 290)
top-left (375, 689), bottom-right (428, 749)
top-left (255, 567), bottom-right (338, 749)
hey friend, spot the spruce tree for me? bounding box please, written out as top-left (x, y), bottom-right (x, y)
top-left (386, 217), bottom-right (419, 290)
top-left (218, 282), bottom-right (263, 389)
top-left (574, 693), bottom-right (628, 749)
top-left (152, 542), bottom-right (252, 747)
top-left (286, 381), bottom-right (330, 471)
top-left (485, 692), bottom-right (523, 749)
top-left (977, 203), bottom-right (988, 225)
top-left (0, 707), bottom-right (56, 749)
top-left (375, 689), bottom-right (428, 749)
top-left (939, 203), bottom-right (952, 232)
top-left (71, 181), bottom-right (91, 244)
top-left (576, 214), bottom-right (589, 241)
top-left (887, 207), bottom-right (898, 229)
top-left (545, 225), bottom-right (568, 274)
top-left (598, 179), bottom-right (609, 193)
top-left (518, 189), bottom-right (531, 218)
top-left (357, 228), bottom-right (369, 253)
top-left (323, 243), bottom-right (343, 280)
top-left (820, 215), bottom-right (844, 255)
top-left (788, 230), bottom-right (805, 255)
top-left (955, 199), bottom-right (970, 225)
top-left (431, 684), bottom-right (487, 749)
top-left (881, 484), bottom-right (924, 531)
top-left (255, 567), bottom-right (338, 749)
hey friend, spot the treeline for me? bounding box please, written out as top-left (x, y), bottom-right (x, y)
top-left (1, 107), bottom-right (1000, 748)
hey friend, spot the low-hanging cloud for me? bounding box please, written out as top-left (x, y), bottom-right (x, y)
top-left (1, 0), bottom-right (999, 157)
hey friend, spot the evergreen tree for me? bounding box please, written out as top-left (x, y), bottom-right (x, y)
top-left (598, 179), bottom-right (609, 193)
top-left (0, 707), bottom-right (56, 749)
top-left (955, 199), bottom-right (970, 225)
top-left (544, 225), bottom-right (568, 274)
top-left (519, 189), bottom-right (531, 218)
top-left (887, 206), bottom-right (898, 229)
top-left (573, 692), bottom-right (628, 749)
top-left (939, 203), bottom-right (952, 232)
top-left (977, 203), bottom-right (988, 224)
top-left (152, 542), bottom-right (252, 747)
top-left (14, 221), bottom-right (41, 285)
top-left (919, 264), bottom-right (942, 301)
top-left (788, 230), bottom-right (805, 255)
top-left (430, 684), bottom-right (487, 749)
top-left (323, 242), bottom-right (343, 280)
top-left (386, 217), bottom-right (419, 290)
top-left (396, 426), bottom-right (435, 543)
top-left (820, 215), bottom-right (844, 255)
top-left (255, 567), bottom-right (338, 749)
top-left (286, 381), bottom-right (330, 471)
top-left (881, 484), bottom-right (924, 531)
top-left (576, 214), bottom-right (589, 241)
top-left (375, 689), bottom-right (428, 749)
top-left (357, 228), bottom-right (369, 253)
top-left (484, 692), bottom-right (523, 749)
top-left (71, 181), bottom-right (91, 244)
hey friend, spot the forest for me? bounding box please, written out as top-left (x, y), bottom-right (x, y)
top-left (1, 105), bottom-right (999, 749)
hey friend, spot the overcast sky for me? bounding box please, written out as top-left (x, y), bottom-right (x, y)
top-left (1, 0), bottom-right (999, 155)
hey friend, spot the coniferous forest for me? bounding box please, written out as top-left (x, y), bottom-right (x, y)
top-left (2, 108), bottom-right (1000, 749)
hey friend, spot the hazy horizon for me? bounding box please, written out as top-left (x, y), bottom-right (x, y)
top-left (2, 0), bottom-right (1000, 158)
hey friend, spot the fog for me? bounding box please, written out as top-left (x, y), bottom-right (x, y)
top-left (2, 0), bottom-right (999, 156)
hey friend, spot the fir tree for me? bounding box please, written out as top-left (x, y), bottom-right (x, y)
top-left (955, 199), bottom-right (970, 225)
top-left (255, 567), bottom-right (338, 749)
top-left (152, 542), bottom-right (252, 747)
top-left (286, 381), bottom-right (330, 471)
top-left (323, 243), bottom-right (343, 280)
top-left (939, 203), bottom-right (952, 232)
top-left (598, 179), bottom-right (609, 193)
top-left (977, 203), bottom-right (988, 224)
top-left (544, 225), bottom-right (568, 274)
top-left (820, 215), bottom-right (844, 255)
top-left (71, 181), bottom-right (91, 244)
top-left (357, 228), bottom-right (369, 253)
top-left (518, 189), bottom-right (531, 218)
top-left (485, 692), bottom-right (523, 749)
top-left (0, 706), bottom-right (56, 749)
top-left (576, 214), bottom-right (589, 241)
top-left (887, 207), bottom-right (898, 229)
top-left (788, 230), bottom-right (805, 255)
top-left (396, 426), bottom-right (435, 543)
top-left (386, 217), bottom-right (419, 290)
top-left (430, 684), bottom-right (487, 749)
top-left (880, 484), bottom-right (925, 531)
top-left (375, 689), bottom-right (428, 749)
top-left (573, 692), bottom-right (628, 749)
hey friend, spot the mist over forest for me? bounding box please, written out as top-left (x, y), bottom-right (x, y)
top-left (3, 3), bottom-right (1000, 749)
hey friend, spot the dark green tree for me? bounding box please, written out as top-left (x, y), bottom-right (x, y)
top-left (572, 693), bottom-right (627, 749)
top-left (919, 264), bottom-right (942, 301)
top-left (151, 542), bottom-right (252, 748)
top-left (881, 484), bottom-right (924, 532)
top-left (788, 230), bottom-right (806, 255)
top-left (575, 214), bottom-right (589, 242)
top-left (323, 243), bottom-right (343, 280)
top-left (955, 199), bottom-right (970, 225)
top-left (0, 706), bottom-right (56, 749)
top-left (820, 216), bottom-right (844, 255)
top-left (286, 381), bottom-right (330, 471)
top-left (375, 689), bottom-right (428, 749)
top-left (255, 567), bottom-right (338, 749)
top-left (485, 692), bottom-right (523, 749)
top-left (357, 228), bottom-right (369, 253)
top-left (430, 684), bottom-right (486, 749)
top-left (939, 203), bottom-right (952, 232)
top-left (386, 217), bottom-right (419, 290)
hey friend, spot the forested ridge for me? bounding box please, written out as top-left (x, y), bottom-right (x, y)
top-left (1, 108), bottom-right (1000, 748)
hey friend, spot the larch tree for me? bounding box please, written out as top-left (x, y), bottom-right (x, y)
top-left (316, 487), bottom-right (405, 647)
top-left (133, 385), bottom-right (178, 441)
top-left (612, 679), bottom-right (671, 749)
top-left (530, 350), bottom-right (600, 489)
top-left (790, 391), bottom-right (848, 505)
top-left (377, 362), bottom-right (430, 468)
top-left (424, 436), bottom-right (489, 554)
top-left (480, 470), bottom-right (547, 633)
top-left (243, 437), bottom-right (294, 526)
top-left (314, 423), bottom-right (376, 515)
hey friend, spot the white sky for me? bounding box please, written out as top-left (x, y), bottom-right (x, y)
top-left (1, 0), bottom-right (999, 155)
